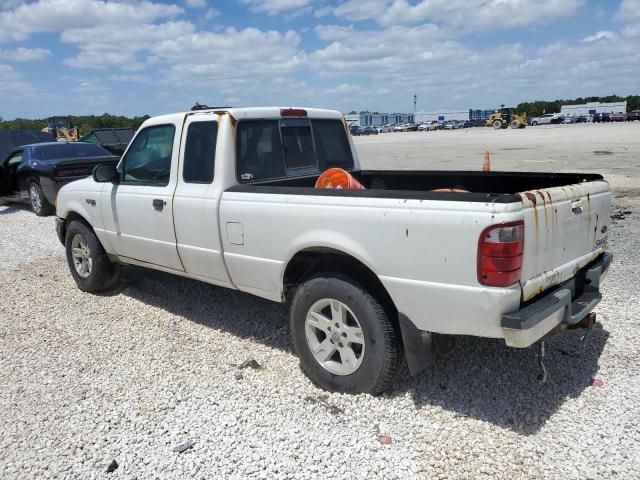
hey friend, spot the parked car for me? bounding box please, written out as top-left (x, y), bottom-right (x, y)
top-left (609, 112), bottom-right (627, 122)
top-left (0, 141), bottom-right (117, 215)
top-left (393, 123), bottom-right (418, 132)
top-left (375, 124), bottom-right (393, 133)
top-left (529, 113), bottom-right (564, 126)
top-left (592, 113), bottom-right (611, 123)
top-left (563, 115), bottom-right (577, 124)
top-left (626, 110), bottom-right (640, 121)
top-left (443, 120), bottom-right (464, 130)
top-left (418, 122), bottom-right (438, 131)
top-left (54, 106), bottom-right (613, 395)
top-left (348, 124), bottom-right (359, 135)
top-left (354, 126), bottom-right (378, 136)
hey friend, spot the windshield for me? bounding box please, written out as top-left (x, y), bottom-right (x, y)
top-left (42, 143), bottom-right (111, 161)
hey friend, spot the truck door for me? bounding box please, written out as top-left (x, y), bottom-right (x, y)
top-left (172, 116), bottom-right (232, 286)
top-left (100, 124), bottom-right (183, 271)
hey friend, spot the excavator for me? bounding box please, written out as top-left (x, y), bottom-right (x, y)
top-left (487, 107), bottom-right (527, 129)
top-left (42, 116), bottom-right (79, 141)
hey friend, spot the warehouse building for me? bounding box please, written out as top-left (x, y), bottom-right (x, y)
top-left (415, 109), bottom-right (471, 122)
top-left (344, 111), bottom-right (412, 126)
top-left (560, 101), bottom-right (627, 116)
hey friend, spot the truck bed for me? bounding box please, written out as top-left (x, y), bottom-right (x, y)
top-left (230, 170), bottom-right (604, 203)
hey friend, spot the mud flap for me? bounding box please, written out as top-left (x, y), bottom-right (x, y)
top-left (398, 313), bottom-right (433, 376)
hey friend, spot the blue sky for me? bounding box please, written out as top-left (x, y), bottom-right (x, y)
top-left (1, 0), bottom-right (639, 119)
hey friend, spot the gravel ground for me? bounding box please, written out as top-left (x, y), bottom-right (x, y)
top-left (1, 124), bottom-right (640, 479)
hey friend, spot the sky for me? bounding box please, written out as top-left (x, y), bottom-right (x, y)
top-left (0, 0), bottom-right (639, 119)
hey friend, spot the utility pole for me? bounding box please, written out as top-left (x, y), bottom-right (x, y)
top-left (413, 94), bottom-right (417, 113)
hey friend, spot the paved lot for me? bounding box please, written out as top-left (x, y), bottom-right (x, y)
top-left (1, 123), bottom-right (639, 479)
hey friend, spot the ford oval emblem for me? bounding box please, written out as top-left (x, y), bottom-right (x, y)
top-left (601, 225), bottom-right (608, 234)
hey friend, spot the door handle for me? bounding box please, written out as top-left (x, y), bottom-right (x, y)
top-left (571, 200), bottom-right (583, 214)
top-left (153, 199), bottom-right (165, 211)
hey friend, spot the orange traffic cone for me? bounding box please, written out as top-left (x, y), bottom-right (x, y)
top-left (482, 151), bottom-right (491, 172)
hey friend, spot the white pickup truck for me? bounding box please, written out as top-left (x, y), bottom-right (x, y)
top-left (54, 107), bottom-right (612, 394)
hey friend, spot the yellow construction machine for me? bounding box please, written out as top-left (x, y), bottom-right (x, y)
top-left (487, 107), bottom-right (527, 129)
top-left (42, 116), bottom-right (80, 141)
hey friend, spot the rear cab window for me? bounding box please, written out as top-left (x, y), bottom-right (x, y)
top-left (237, 118), bottom-right (353, 182)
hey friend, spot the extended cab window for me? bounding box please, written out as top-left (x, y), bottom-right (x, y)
top-left (237, 119), bottom-right (353, 182)
top-left (183, 121), bottom-right (217, 183)
top-left (122, 125), bottom-right (175, 186)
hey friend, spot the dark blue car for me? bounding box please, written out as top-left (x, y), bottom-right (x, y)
top-left (0, 141), bottom-right (118, 216)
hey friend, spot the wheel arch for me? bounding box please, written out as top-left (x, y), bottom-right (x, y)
top-left (282, 247), bottom-right (398, 321)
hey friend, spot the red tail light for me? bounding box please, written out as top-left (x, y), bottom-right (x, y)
top-left (477, 220), bottom-right (524, 287)
top-left (280, 108), bottom-right (307, 117)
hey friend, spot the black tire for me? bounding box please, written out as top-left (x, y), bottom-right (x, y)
top-left (65, 220), bottom-right (119, 292)
top-left (531, 121), bottom-right (538, 126)
top-left (492, 120), bottom-right (502, 129)
top-left (28, 181), bottom-right (54, 216)
top-left (289, 272), bottom-right (401, 395)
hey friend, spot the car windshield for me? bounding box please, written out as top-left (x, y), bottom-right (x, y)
top-left (41, 143), bottom-right (111, 161)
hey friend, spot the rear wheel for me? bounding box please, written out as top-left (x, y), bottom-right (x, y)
top-left (289, 273), bottom-right (401, 395)
top-left (65, 220), bottom-right (119, 292)
top-left (29, 181), bottom-right (54, 216)
top-left (531, 121), bottom-right (538, 126)
top-left (492, 120), bottom-right (503, 129)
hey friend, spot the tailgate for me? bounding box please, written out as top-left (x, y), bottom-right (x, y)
top-left (518, 180), bottom-right (611, 301)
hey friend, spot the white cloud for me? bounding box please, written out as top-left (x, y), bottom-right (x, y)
top-left (204, 7), bottom-right (220, 19)
top-left (582, 31), bottom-right (617, 43)
top-left (0, 46), bottom-right (51, 61)
top-left (185, 0), bottom-right (206, 7)
top-left (239, 0), bottom-right (311, 16)
top-left (0, 64), bottom-right (35, 94)
top-left (61, 21), bottom-right (195, 69)
top-left (0, 0), bottom-right (182, 43)
top-left (332, 0), bottom-right (388, 21)
top-left (616, 0), bottom-right (640, 21)
top-left (327, 0), bottom-right (584, 30)
top-left (617, 0), bottom-right (640, 38)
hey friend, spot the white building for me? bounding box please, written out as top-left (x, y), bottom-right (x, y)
top-left (344, 112), bottom-right (389, 127)
top-left (560, 101), bottom-right (627, 116)
top-left (415, 109), bottom-right (470, 123)
top-left (344, 111), bottom-right (411, 126)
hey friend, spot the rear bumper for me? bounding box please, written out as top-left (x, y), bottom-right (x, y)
top-left (502, 252), bottom-right (613, 347)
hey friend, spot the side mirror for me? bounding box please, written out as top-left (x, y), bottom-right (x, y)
top-left (93, 163), bottom-right (118, 183)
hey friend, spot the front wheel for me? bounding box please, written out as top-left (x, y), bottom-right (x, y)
top-left (290, 273), bottom-right (401, 395)
top-left (29, 181), bottom-right (54, 216)
top-left (510, 120), bottom-right (521, 129)
top-left (492, 120), bottom-right (503, 129)
top-left (65, 220), bottom-right (119, 292)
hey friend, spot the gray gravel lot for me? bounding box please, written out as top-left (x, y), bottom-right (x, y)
top-left (1, 123), bottom-right (639, 479)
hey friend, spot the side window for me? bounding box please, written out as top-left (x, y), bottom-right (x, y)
top-left (122, 125), bottom-right (175, 186)
top-left (183, 121), bottom-right (217, 183)
top-left (237, 120), bottom-right (285, 181)
top-left (7, 151), bottom-right (23, 166)
top-left (312, 120), bottom-right (354, 170)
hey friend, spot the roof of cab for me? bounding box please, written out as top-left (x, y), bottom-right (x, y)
top-left (142, 107), bottom-right (345, 127)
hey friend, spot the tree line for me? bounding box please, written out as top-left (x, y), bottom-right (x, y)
top-left (0, 113), bottom-right (151, 136)
top-left (516, 95), bottom-right (640, 117)
top-left (2, 95), bottom-right (640, 132)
